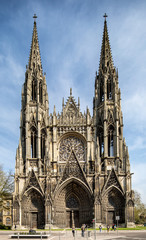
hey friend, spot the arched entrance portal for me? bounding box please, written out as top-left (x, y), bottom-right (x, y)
top-left (54, 180), bottom-right (93, 228)
top-left (21, 188), bottom-right (45, 229)
top-left (66, 195), bottom-right (79, 228)
top-left (102, 187), bottom-right (125, 225)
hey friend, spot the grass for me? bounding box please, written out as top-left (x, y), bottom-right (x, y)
top-left (1, 226), bottom-right (146, 231)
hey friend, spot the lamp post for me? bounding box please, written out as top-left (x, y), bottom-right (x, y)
top-left (116, 216), bottom-right (120, 235)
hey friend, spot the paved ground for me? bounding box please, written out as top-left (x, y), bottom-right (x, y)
top-left (0, 230), bottom-right (146, 240)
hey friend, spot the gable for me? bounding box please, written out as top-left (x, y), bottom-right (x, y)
top-left (60, 150), bottom-right (88, 185)
top-left (64, 96), bottom-right (79, 117)
top-left (23, 170), bottom-right (44, 195)
top-left (103, 168), bottom-right (123, 193)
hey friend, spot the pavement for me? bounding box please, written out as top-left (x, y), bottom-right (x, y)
top-left (0, 230), bottom-right (146, 240)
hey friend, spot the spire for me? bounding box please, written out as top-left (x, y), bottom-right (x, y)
top-left (99, 14), bottom-right (114, 73)
top-left (28, 14), bottom-right (43, 74)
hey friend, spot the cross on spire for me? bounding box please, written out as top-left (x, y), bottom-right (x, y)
top-left (33, 14), bottom-right (37, 22)
top-left (103, 13), bottom-right (108, 21)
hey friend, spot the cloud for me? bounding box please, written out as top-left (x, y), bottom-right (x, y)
top-left (0, 0), bottom-right (146, 205)
top-left (123, 92), bottom-right (146, 128)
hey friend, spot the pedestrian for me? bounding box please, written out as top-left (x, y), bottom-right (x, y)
top-left (99, 225), bottom-right (102, 232)
top-left (81, 224), bottom-right (85, 237)
top-left (15, 225), bottom-right (16, 230)
top-left (114, 224), bottom-right (116, 231)
top-left (107, 224), bottom-right (110, 233)
top-left (72, 226), bottom-right (75, 237)
top-left (112, 224), bottom-right (114, 231)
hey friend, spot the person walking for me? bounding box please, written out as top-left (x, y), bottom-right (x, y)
top-left (72, 226), bottom-right (75, 237)
top-left (99, 225), bottom-right (102, 233)
top-left (107, 224), bottom-right (110, 233)
top-left (114, 224), bottom-right (116, 231)
top-left (81, 224), bottom-right (85, 237)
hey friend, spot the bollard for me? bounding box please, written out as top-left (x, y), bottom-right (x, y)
top-left (59, 231), bottom-right (60, 240)
top-left (41, 232), bottom-right (42, 240)
top-left (18, 233), bottom-right (19, 240)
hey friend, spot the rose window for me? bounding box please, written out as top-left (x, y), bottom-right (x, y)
top-left (59, 136), bottom-right (85, 162)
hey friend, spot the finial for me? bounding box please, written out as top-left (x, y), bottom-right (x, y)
top-left (62, 97), bottom-right (64, 107)
top-left (103, 13), bottom-right (108, 21)
top-left (33, 14), bottom-right (37, 22)
top-left (70, 88), bottom-right (72, 96)
top-left (53, 105), bottom-right (56, 115)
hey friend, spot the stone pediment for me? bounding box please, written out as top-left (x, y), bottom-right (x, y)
top-left (102, 168), bottom-right (123, 193)
top-left (64, 97), bottom-right (79, 117)
top-left (22, 170), bottom-right (44, 196)
top-left (60, 150), bottom-right (88, 186)
top-left (62, 89), bottom-right (80, 117)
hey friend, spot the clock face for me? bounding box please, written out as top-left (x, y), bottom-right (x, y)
top-left (59, 136), bottom-right (85, 162)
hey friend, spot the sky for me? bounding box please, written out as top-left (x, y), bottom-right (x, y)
top-left (0, 0), bottom-right (146, 204)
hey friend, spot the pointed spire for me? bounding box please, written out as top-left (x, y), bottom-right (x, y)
top-left (28, 15), bottom-right (43, 74)
top-left (99, 14), bottom-right (114, 73)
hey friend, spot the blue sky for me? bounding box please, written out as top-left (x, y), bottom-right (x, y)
top-left (0, 0), bottom-right (146, 203)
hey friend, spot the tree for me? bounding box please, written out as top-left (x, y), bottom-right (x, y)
top-left (0, 165), bottom-right (14, 206)
top-left (134, 190), bottom-right (146, 224)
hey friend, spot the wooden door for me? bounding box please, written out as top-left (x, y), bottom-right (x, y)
top-left (66, 211), bottom-right (71, 228)
top-left (108, 211), bottom-right (115, 225)
top-left (31, 212), bottom-right (38, 229)
top-left (74, 211), bottom-right (79, 228)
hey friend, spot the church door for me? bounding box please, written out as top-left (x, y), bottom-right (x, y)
top-left (66, 210), bottom-right (79, 228)
top-left (74, 210), bottom-right (79, 227)
top-left (108, 211), bottom-right (115, 225)
top-left (31, 212), bottom-right (38, 228)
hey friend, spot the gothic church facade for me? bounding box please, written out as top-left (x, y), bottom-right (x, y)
top-left (13, 16), bottom-right (134, 229)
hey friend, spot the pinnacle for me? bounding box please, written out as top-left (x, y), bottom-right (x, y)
top-left (98, 16), bottom-right (114, 74)
top-left (28, 18), bottom-right (43, 75)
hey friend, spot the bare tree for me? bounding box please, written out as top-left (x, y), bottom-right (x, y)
top-left (0, 165), bottom-right (14, 205)
top-left (134, 190), bottom-right (146, 224)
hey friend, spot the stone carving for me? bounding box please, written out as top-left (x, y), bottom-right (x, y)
top-left (59, 136), bottom-right (85, 162)
top-left (105, 169), bottom-right (123, 192)
top-left (25, 170), bottom-right (43, 194)
top-left (61, 151), bottom-right (85, 183)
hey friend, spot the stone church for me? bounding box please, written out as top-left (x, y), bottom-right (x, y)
top-left (13, 15), bottom-right (135, 229)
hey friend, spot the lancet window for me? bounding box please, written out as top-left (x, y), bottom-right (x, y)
top-left (107, 77), bottom-right (112, 99)
top-left (39, 81), bottom-right (43, 104)
top-left (100, 79), bottom-right (104, 102)
top-left (98, 127), bottom-right (104, 157)
top-left (108, 125), bottom-right (114, 157)
top-left (41, 130), bottom-right (46, 159)
top-left (31, 78), bottom-right (37, 101)
top-left (31, 127), bottom-right (37, 158)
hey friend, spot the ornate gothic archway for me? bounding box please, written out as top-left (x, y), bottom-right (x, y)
top-left (102, 187), bottom-right (125, 225)
top-left (54, 179), bottom-right (93, 228)
top-left (21, 188), bottom-right (45, 229)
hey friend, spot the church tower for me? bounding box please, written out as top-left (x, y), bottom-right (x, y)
top-left (93, 14), bottom-right (134, 227)
top-left (13, 15), bottom-right (49, 229)
top-left (13, 15), bottom-right (134, 229)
